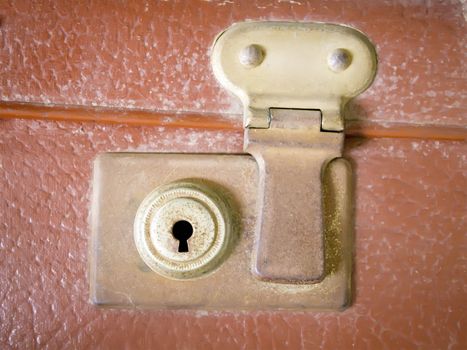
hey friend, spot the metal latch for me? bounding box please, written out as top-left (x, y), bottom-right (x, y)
top-left (245, 109), bottom-right (342, 283)
top-left (212, 22), bottom-right (376, 283)
top-left (89, 21), bottom-right (377, 310)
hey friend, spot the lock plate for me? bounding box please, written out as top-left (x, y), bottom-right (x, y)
top-left (90, 153), bottom-right (352, 310)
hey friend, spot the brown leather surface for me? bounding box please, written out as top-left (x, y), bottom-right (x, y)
top-left (1, 118), bottom-right (466, 348)
top-left (1, 0), bottom-right (466, 348)
top-left (0, 0), bottom-right (466, 127)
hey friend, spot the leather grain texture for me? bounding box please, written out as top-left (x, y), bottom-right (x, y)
top-left (1, 119), bottom-right (466, 349)
top-left (0, 0), bottom-right (466, 126)
top-left (1, 0), bottom-right (466, 348)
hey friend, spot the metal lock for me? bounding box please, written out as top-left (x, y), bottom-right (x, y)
top-left (133, 181), bottom-right (232, 279)
top-left (90, 21), bottom-right (377, 310)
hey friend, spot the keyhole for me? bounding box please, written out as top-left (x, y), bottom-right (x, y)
top-left (171, 220), bottom-right (193, 253)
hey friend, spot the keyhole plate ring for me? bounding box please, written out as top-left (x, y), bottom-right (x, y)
top-left (134, 180), bottom-right (232, 280)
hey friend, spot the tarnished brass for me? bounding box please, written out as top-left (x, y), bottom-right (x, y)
top-left (211, 21), bottom-right (377, 130)
top-left (246, 108), bottom-right (343, 283)
top-left (212, 21), bottom-right (376, 285)
top-left (89, 21), bottom-right (377, 310)
top-left (133, 181), bottom-right (232, 280)
top-left (90, 154), bottom-right (352, 310)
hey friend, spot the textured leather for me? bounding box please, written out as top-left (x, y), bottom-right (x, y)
top-left (1, 0), bottom-right (466, 348)
top-left (1, 119), bottom-right (465, 348)
top-left (0, 0), bottom-right (466, 126)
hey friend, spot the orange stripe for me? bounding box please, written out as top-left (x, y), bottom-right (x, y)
top-left (0, 102), bottom-right (465, 141)
top-left (0, 102), bottom-right (241, 131)
top-left (345, 120), bottom-right (466, 141)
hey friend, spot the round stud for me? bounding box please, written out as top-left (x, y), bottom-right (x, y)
top-left (239, 44), bottom-right (265, 68)
top-left (327, 48), bottom-right (352, 72)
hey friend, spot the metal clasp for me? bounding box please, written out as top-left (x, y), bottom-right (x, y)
top-left (245, 108), bottom-right (343, 282)
top-left (212, 21), bottom-right (377, 283)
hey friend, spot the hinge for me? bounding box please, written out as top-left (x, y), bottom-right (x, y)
top-left (212, 21), bottom-right (377, 283)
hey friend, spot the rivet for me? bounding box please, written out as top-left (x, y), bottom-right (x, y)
top-left (239, 44), bottom-right (264, 68)
top-left (327, 48), bottom-right (352, 72)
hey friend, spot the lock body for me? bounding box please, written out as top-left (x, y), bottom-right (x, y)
top-left (90, 153), bottom-right (352, 310)
top-left (89, 21), bottom-right (376, 310)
